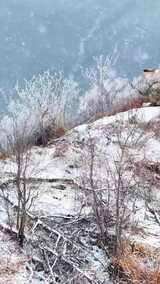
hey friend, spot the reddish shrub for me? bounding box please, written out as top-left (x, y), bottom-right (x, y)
top-left (129, 96), bottom-right (146, 108)
top-left (54, 127), bottom-right (66, 138)
top-left (110, 96), bottom-right (145, 116)
top-left (88, 96), bottom-right (145, 124)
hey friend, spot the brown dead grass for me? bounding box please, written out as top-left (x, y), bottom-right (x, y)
top-left (54, 127), bottom-right (66, 138)
top-left (112, 241), bottom-right (160, 284)
top-left (0, 152), bottom-right (10, 160)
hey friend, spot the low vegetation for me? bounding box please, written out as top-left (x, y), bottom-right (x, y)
top-left (111, 241), bottom-right (160, 284)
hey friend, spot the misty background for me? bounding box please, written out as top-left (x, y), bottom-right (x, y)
top-left (0, 1), bottom-right (160, 99)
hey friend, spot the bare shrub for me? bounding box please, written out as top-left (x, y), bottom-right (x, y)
top-left (110, 95), bottom-right (145, 117)
top-left (76, 113), bottom-right (146, 256)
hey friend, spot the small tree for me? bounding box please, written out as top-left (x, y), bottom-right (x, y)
top-left (1, 113), bottom-right (38, 247)
top-left (76, 111), bottom-right (146, 255)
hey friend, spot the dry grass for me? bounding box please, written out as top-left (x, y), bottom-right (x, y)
top-left (112, 241), bottom-right (160, 284)
top-left (0, 152), bottom-right (10, 160)
top-left (54, 127), bottom-right (66, 138)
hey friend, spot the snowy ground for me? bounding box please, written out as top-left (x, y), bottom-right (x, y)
top-left (0, 107), bottom-right (160, 282)
top-left (0, 107), bottom-right (160, 220)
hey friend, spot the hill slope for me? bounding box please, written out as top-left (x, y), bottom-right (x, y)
top-left (0, 106), bottom-right (160, 282)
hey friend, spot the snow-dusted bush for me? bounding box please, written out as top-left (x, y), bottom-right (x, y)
top-left (0, 71), bottom-right (80, 149)
top-left (79, 61), bottom-right (160, 124)
top-left (13, 71), bottom-right (80, 128)
top-left (79, 56), bottom-right (136, 122)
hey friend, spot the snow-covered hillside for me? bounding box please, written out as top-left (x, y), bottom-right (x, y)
top-left (0, 106), bottom-right (160, 282)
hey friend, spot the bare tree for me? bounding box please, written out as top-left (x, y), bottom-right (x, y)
top-left (0, 114), bottom-right (39, 247)
top-left (76, 111), bottom-right (147, 255)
